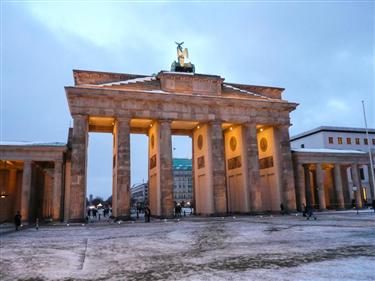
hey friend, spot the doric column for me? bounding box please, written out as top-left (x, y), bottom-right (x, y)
top-left (304, 165), bottom-right (313, 207)
top-left (243, 122), bottom-right (261, 212)
top-left (52, 160), bottom-right (63, 220)
top-left (351, 163), bottom-right (362, 208)
top-left (277, 125), bottom-right (296, 211)
top-left (2, 168), bottom-right (18, 218)
top-left (316, 163), bottom-right (326, 210)
top-left (159, 120), bottom-right (174, 217)
top-left (43, 172), bottom-right (51, 218)
top-left (210, 121), bottom-right (227, 214)
top-left (367, 165), bottom-right (375, 202)
top-left (69, 114), bottom-right (88, 221)
top-left (333, 164), bottom-right (345, 209)
top-left (21, 160), bottom-right (32, 221)
top-left (294, 163), bottom-right (306, 211)
top-left (112, 117), bottom-right (131, 219)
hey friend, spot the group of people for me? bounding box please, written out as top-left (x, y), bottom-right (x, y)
top-left (86, 206), bottom-right (112, 222)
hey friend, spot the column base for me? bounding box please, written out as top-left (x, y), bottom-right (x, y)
top-left (114, 215), bottom-right (131, 221)
top-left (68, 218), bottom-right (86, 223)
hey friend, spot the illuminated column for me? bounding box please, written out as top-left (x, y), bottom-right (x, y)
top-left (277, 125), bottom-right (297, 211)
top-left (243, 122), bottom-right (261, 212)
top-left (294, 163), bottom-right (306, 211)
top-left (351, 163), bottom-right (363, 208)
top-left (52, 160), bottom-right (63, 220)
top-left (112, 117), bottom-right (131, 219)
top-left (210, 121), bottom-right (227, 214)
top-left (8, 169), bottom-right (17, 214)
top-left (316, 163), bottom-right (326, 210)
top-left (69, 114), bottom-right (88, 221)
top-left (333, 164), bottom-right (345, 209)
top-left (21, 160), bottom-right (32, 221)
top-left (159, 120), bottom-right (174, 217)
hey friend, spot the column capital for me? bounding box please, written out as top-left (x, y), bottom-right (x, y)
top-left (115, 116), bottom-right (131, 122)
top-left (72, 114), bottom-right (88, 120)
top-left (23, 160), bottom-right (33, 166)
top-left (158, 119), bottom-right (173, 124)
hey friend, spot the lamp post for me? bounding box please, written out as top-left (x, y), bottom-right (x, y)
top-left (361, 101), bottom-right (375, 213)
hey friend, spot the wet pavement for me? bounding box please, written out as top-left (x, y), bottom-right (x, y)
top-left (1, 211), bottom-right (374, 281)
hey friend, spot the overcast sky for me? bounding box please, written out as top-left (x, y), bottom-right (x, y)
top-left (2, 1), bottom-right (374, 198)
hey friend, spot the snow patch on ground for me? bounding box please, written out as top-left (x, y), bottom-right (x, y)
top-left (1, 212), bottom-right (374, 280)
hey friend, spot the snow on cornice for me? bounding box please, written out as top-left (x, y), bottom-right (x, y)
top-left (223, 84), bottom-right (270, 100)
top-left (98, 76), bottom-right (156, 86)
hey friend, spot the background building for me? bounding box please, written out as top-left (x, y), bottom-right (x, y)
top-left (173, 158), bottom-right (192, 204)
top-left (130, 182), bottom-right (148, 207)
top-left (291, 126), bottom-right (375, 210)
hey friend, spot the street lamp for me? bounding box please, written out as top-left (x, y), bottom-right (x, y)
top-left (0, 191), bottom-right (8, 199)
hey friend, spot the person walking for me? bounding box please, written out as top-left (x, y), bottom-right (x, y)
top-left (14, 211), bottom-right (21, 231)
top-left (145, 205), bottom-right (151, 223)
top-left (306, 204), bottom-right (317, 220)
top-left (35, 218), bottom-right (39, 230)
top-left (302, 204), bottom-right (307, 217)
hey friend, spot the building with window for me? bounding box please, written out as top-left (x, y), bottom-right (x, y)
top-left (290, 126), bottom-right (375, 210)
top-left (173, 158), bottom-right (192, 204)
top-left (130, 182), bottom-right (148, 207)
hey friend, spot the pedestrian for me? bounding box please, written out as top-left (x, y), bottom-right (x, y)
top-left (14, 211), bottom-right (21, 231)
top-left (35, 218), bottom-right (39, 230)
top-left (280, 203), bottom-right (285, 215)
top-left (145, 205), bottom-right (151, 223)
top-left (302, 204), bottom-right (307, 217)
top-left (306, 204), bottom-right (317, 220)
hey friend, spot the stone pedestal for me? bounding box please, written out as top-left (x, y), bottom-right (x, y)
top-left (69, 115), bottom-right (88, 222)
top-left (244, 122), bottom-right (261, 212)
top-left (210, 122), bottom-right (227, 214)
top-left (316, 164), bottom-right (326, 210)
top-left (159, 120), bottom-right (174, 218)
top-left (112, 117), bottom-right (131, 219)
top-left (277, 125), bottom-right (296, 211)
top-left (333, 164), bottom-right (345, 209)
top-left (21, 161), bottom-right (32, 221)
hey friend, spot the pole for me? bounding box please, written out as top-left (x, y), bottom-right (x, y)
top-left (362, 100), bottom-right (375, 212)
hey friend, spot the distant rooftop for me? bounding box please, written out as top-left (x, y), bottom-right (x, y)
top-left (173, 158), bottom-right (192, 170)
top-left (292, 148), bottom-right (366, 154)
top-left (0, 141), bottom-right (66, 147)
top-left (291, 126), bottom-right (375, 141)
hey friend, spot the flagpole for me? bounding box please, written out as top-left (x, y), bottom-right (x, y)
top-left (362, 100), bottom-right (375, 212)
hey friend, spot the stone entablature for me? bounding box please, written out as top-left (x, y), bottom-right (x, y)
top-left (0, 144), bottom-right (66, 162)
top-left (292, 149), bottom-right (369, 165)
top-left (65, 86), bottom-right (295, 127)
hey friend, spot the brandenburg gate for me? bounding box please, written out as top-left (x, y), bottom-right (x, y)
top-left (64, 57), bottom-right (297, 221)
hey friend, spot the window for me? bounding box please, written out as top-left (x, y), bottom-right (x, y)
top-left (328, 137), bottom-right (334, 144)
top-left (373, 139), bottom-right (375, 145)
top-left (355, 138), bottom-right (360, 145)
top-left (364, 138), bottom-right (368, 145)
top-left (301, 144), bottom-right (305, 148)
top-left (338, 137), bottom-right (343, 144)
top-left (346, 138), bottom-right (351, 144)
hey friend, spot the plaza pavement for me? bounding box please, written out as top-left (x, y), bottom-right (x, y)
top-left (1, 210), bottom-right (374, 281)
